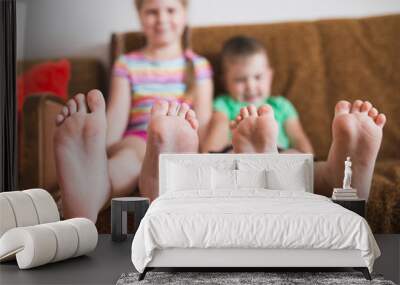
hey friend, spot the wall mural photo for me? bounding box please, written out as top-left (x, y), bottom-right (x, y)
top-left (1, 1), bottom-right (400, 284)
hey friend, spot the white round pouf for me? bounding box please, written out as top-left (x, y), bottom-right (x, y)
top-left (0, 191), bottom-right (39, 227)
top-left (66, 218), bottom-right (98, 257)
top-left (0, 195), bottom-right (17, 238)
top-left (0, 190), bottom-right (98, 269)
top-left (23, 189), bottom-right (60, 224)
top-left (0, 226), bottom-right (57, 269)
top-left (0, 219), bottom-right (98, 269)
top-left (42, 221), bottom-right (79, 262)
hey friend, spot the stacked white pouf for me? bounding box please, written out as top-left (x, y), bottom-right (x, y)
top-left (0, 189), bottom-right (98, 269)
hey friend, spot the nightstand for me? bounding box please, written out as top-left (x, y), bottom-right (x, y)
top-left (331, 199), bottom-right (366, 217)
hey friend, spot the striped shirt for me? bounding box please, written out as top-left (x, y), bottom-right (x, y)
top-left (113, 50), bottom-right (212, 140)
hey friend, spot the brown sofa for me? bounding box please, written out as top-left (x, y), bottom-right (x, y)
top-left (21, 14), bottom-right (400, 233)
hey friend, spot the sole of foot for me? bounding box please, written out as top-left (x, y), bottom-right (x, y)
top-left (138, 101), bottom-right (199, 201)
top-left (324, 100), bottom-right (386, 200)
top-left (231, 104), bottom-right (279, 154)
top-left (54, 90), bottom-right (110, 222)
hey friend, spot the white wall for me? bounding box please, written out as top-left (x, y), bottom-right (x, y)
top-left (17, 0), bottom-right (400, 66)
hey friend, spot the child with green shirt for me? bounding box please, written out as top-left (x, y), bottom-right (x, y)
top-left (203, 35), bottom-right (314, 154)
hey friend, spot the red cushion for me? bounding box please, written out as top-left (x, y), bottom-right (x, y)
top-left (17, 59), bottom-right (71, 113)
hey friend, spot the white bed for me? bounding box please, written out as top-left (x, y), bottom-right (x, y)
top-left (131, 154), bottom-right (380, 280)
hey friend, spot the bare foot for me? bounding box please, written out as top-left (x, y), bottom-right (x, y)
top-left (138, 101), bottom-right (199, 201)
top-left (54, 90), bottom-right (110, 222)
top-left (316, 100), bottom-right (386, 200)
top-left (231, 105), bottom-right (278, 154)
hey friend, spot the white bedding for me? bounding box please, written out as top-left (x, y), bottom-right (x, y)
top-left (131, 190), bottom-right (380, 273)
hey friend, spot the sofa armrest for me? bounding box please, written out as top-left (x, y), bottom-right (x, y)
top-left (20, 93), bottom-right (65, 194)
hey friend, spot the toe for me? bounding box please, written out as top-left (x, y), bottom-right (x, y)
top-left (62, 106), bottom-right (69, 117)
top-left (258, 104), bottom-right (273, 116)
top-left (75, 93), bottom-right (88, 113)
top-left (167, 101), bottom-right (180, 116)
top-left (185, 109), bottom-right (199, 130)
top-left (368, 107), bottom-right (378, 119)
top-left (247, 105), bottom-right (257, 116)
top-left (151, 100), bottom-right (169, 116)
top-left (177, 103), bottom-right (190, 118)
top-left (360, 101), bottom-right (372, 113)
top-left (230, 120), bottom-right (238, 130)
top-left (232, 115), bottom-right (243, 128)
top-left (334, 100), bottom-right (351, 116)
top-left (233, 115), bottom-right (243, 126)
top-left (240, 107), bottom-right (250, 118)
top-left (375, 113), bottom-right (386, 127)
top-left (56, 114), bottom-right (65, 126)
top-left (87, 90), bottom-right (106, 113)
top-left (351, 100), bottom-right (363, 113)
top-left (67, 99), bottom-right (77, 115)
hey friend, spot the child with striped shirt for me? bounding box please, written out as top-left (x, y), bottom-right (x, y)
top-left (54, 0), bottom-right (213, 221)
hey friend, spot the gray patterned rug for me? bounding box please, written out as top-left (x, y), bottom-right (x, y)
top-left (116, 271), bottom-right (395, 285)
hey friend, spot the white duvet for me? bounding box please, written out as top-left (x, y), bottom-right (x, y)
top-left (131, 190), bottom-right (380, 273)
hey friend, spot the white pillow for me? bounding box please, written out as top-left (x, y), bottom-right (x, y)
top-left (212, 169), bottom-right (268, 190)
top-left (266, 168), bottom-right (307, 191)
top-left (212, 169), bottom-right (237, 190)
top-left (237, 169), bottom-right (268, 189)
top-left (238, 158), bottom-right (308, 192)
top-left (166, 162), bottom-right (212, 192)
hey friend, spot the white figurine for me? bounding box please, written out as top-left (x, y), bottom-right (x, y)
top-left (342, 156), bottom-right (352, 189)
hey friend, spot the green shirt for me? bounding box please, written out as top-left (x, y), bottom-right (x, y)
top-left (213, 95), bottom-right (298, 149)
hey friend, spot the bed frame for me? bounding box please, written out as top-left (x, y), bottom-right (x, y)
top-left (140, 248), bottom-right (371, 280)
top-left (139, 154), bottom-right (371, 281)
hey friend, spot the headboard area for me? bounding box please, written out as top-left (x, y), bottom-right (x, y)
top-left (159, 154), bottom-right (314, 195)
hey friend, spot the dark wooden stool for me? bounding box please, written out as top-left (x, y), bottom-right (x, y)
top-left (111, 197), bottom-right (149, 242)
